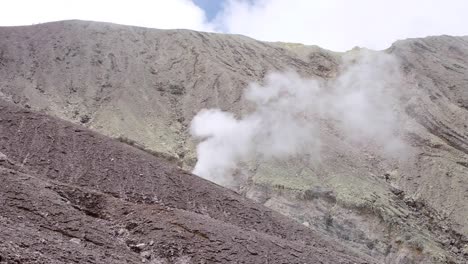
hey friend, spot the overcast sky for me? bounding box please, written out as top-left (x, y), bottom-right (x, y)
top-left (2, 0), bottom-right (468, 51)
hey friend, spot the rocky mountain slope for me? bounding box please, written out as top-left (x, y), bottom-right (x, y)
top-left (0, 99), bottom-right (373, 263)
top-left (0, 20), bottom-right (467, 263)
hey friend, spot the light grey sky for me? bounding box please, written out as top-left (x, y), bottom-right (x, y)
top-left (2, 0), bottom-right (468, 51)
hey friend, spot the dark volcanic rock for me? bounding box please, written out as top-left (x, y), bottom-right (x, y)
top-left (0, 99), bottom-right (373, 263)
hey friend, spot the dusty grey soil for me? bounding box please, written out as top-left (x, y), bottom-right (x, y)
top-left (0, 99), bottom-right (374, 263)
top-left (0, 20), bottom-right (467, 263)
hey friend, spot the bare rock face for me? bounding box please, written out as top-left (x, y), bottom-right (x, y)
top-left (0, 20), bottom-right (467, 263)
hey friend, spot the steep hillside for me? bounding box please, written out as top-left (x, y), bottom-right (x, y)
top-left (0, 99), bottom-right (373, 263)
top-left (0, 20), bottom-right (335, 163)
top-left (0, 20), bottom-right (467, 263)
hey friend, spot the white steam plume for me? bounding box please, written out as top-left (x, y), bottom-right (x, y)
top-left (191, 50), bottom-right (404, 186)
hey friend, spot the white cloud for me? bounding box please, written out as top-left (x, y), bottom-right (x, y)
top-left (2, 0), bottom-right (467, 51)
top-left (1, 0), bottom-right (213, 31)
top-left (215, 0), bottom-right (468, 51)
